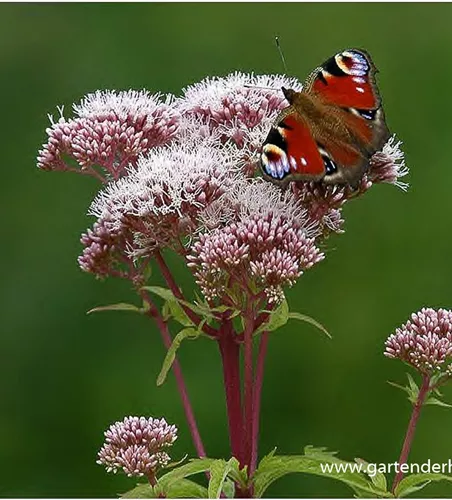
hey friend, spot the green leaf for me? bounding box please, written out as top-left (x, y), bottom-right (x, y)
top-left (142, 286), bottom-right (176, 302)
top-left (388, 374), bottom-right (420, 405)
top-left (253, 451), bottom-right (390, 498)
top-left (395, 473), bottom-right (452, 497)
top-left (208, 458), bottom-right (235, 498)
top-left (165, 299), bottom-right (194, 327)
top-left (163, 478), bottom-right (208, 498)
top-left (143, 285), bottom-right (225, 321)
top-left (121, 479), bottom-right (209, 499)
top-left (406, 373), bottom-right (419, 394)
top-left (157, 328), bottom-right (200, 386)
top-left (158, 458), bottom-right (216, 490)
top-left (225, 457), bottom-right (248, 489)
top-left (255, 300), bottom-right (289, 335)
top-left (87, 302), bottom-right (142, 314)
top-left (121, 484), bottom-right (155, 498)
top-left (221, 479), bottom-right (235, 498)
top-left (287, 312), bottom-right (331, 339)
top-left (424, 395), bottom-right (452, 408)
top-left (355, 458), bottom-right (388, 492)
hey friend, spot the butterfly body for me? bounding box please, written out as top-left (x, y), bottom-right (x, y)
top-left (260, 49), bottom-right (390, 187)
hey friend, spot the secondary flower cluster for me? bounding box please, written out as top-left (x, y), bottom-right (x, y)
top-left (37, 90), bottom-right (179, 180)
top-left (37, 72), bottom-right (408, 299)
top-left (187, 179), bottom-right (323, 303)
top-left (97, 416), bottom-right (178, 478)
top-left (385, 308), bottom-right (452, 377)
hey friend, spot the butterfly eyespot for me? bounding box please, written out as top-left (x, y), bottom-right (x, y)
top-left (261, 145), bottom-right (291, 180)
top-left (335, 50), bottom-right (369, 77)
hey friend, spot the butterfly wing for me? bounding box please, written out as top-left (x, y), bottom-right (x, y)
top-left (260, 109), bottom-right (327, 185)
top-left (306, 48), bottom-right (389, 155)
top-left (260, 49), bottom-right (390, 187)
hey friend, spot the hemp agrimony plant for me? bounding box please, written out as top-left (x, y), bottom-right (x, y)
top-left (38, 73), bottom-right (452, 497)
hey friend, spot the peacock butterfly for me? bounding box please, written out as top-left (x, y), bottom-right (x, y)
top-left (260, 49), bottom-right (390, 187)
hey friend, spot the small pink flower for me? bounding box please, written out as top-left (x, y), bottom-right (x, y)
top-left (97, 416), bottom-right (177, 477)
top-left (385, 308), bottom-right (452, 376)
top-left (37, 90), bottom-right (180, 180)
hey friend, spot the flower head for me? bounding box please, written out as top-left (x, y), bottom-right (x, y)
top-left (368, 135), bottom-right (409, 190)
top-left (385, 308), bottom-right (452, 376)
top-left (97, 416), bottom-right (178, 477)
top-left (188, 182), bottom-right (323, 304)
top-left (37, 90), bottom-right (180, 180)
top-left (177, 72), bottom-right (302, 169)
top-left (78, 216), bottom-right (136, 279)
top-left (89, 139), bottom-right (241, 255)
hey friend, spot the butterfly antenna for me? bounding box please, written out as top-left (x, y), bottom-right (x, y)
top-left (275, 36), bottom-right (288, 73)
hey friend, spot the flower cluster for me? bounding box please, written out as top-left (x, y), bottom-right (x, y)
top-left (385, 308), bottom-right (452, 376)
top-left (37, 90), bottom-right (180, 180)
top-left (97, 416), bottom-right (178, 478)
top-left (78, 216), bottom-right (134, 279)
top-left (188, 180), bottom-right (323, 303)
top-left (88, 139), bottom-right (241, 256)
top-left (37, 72), bottom-right (408, 300)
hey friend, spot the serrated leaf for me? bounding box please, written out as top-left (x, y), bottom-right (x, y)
top-left (177, 299), bottom-right (217, 319)
top-left (224, 457), bottom-right (248, 489)
top-left (253, 453), bottom-right (390, 498)
top-left (287, 312), bottom-right (331, 339)
top-left (157, 328), bottom-right (200, 386)
top-left (121, 478), bottom-right (208, 499)
top-left (121, 483), bottom-right (155, 498)
top-left (395, 472), bottom-right (452, 497)
top-left (158, 458), bottom-right (216, 490)
top-left (355, 458), bottom-right (388, 492)
top-left (161, 301), bottom-right (171, 322)
top-left (221, 478), bottom-right (235, 498)
top-left (424, 396), bottom-right (452, 408)
top-left (255, 300), bottom-right (289, 335)
top-left (406, 373), bottom-right (419, 394)
top-left (387, 374), bottom-right (420, 405)
top-left (166, 299), bottom-right (194, 327)
top-left (142, 286), bottom-right (176, 302)
top-left (163, 478), bottom-right (208, 498)
top-left (142, 286), bottom-right (222, 321)
top-left (87, 303), bottom-right (142, 315)
top-left (208, 459), bottom-right (235, 498)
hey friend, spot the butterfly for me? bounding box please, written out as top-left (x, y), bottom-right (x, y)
top-left (260, 49), bottom-right (390, 187)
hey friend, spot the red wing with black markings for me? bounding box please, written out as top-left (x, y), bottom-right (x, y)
top-left (260, 49), bottom-right (390, 187)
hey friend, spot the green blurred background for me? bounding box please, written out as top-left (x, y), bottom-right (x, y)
top-left (2, 2), bottom-right (452, 497)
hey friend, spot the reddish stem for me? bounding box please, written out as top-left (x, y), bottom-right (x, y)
top-left (250, 331), bottom-right (269, 475)
top-left (242, 305), bottom-right (255, 473)
top-left (142, 291), bottom-right (206, 458)
top-left (154, 250), bottom-right (217, 338)
top-left (391, 374), bottom-right (431, 494)
top-left (218, 321), bottom-right (243, 462)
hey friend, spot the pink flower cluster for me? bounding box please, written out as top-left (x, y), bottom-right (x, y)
top-left (37, 72), bottom-right (408, 300)
top-left (78, 216), bottom-right (132, 279)
top-left (37, 90), bottom-right (179, 180)
top-left (188, 212), bottom-right (323, 303)
top-left (88, 140), bottom-right (239, 257)
top-left (385, 308), bottom-right (452, 376)
top-left (97, 416), bottom-right (178, 477)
